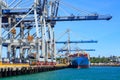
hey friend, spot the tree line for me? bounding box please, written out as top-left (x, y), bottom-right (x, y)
top-left (90, 56), bottom-right (120, 63)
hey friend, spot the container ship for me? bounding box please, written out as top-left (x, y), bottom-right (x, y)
top-left (69, 53), bottom-right (90, 68)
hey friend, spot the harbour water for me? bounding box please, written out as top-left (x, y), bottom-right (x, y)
top-left (0, 67), bottom-right (120, 80)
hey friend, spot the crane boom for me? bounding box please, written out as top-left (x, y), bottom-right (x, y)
top-left (2, 14), bottom-right (112, 23)
top-left (56, 40), bottom-right (98, 44)
top-left (58, 49), bottom-right (95, 52)
top-left (2, 8), bottom-right (112, 23)
top-left (46, 15), bottom-right (112, 22)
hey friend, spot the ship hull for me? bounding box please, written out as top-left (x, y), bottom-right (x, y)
top-left (70, 65), bottom-right (89, 68)
top-left (69, 56), bottom-right (90, 68)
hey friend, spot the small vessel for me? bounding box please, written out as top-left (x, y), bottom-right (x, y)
top-left (69, 52), bottom-right (90, 68)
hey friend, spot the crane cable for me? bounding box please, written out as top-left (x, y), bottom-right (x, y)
top-left (58, 5), bottom-right (70, 16)
top-left (18, 0), bottom-right (33, 8)
top-left (12, 0), bottom-right (22, 8)
top-left (8, 0), bottom-right (16, 7)
top-left (56, 29), bottom-right (70, 41)
top-left (59, 0), bottom-right (93, 15)
top-left (9, 0), bottom-right (32, 8)
top-left (70, 30), bottom-right (89, 40)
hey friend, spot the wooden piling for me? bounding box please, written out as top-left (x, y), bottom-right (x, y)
top-left (0, 64), bottom-right (68, 78)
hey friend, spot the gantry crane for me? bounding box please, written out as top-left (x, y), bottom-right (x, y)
top-left (56, 29), bottom-right (96, 56)
top-left (0, 0), bottom-right (112, 65)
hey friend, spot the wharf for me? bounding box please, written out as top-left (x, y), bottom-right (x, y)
top-left (90, 63), bottom-right (120, 67)
top-left (0, 64), bottom-right (68, 78)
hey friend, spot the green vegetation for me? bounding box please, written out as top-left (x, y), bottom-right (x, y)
top-left (56, 56), bottom-right (120, 63)
top-left (90, 56), bottom-right (120, 63)
top-left (90, 57), bottom-right (110, 63)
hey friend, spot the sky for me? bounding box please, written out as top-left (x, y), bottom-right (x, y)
top-left (54, 0), bottom-right (120, 57)
top-left (2, 0), bottom-right (120, 57)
